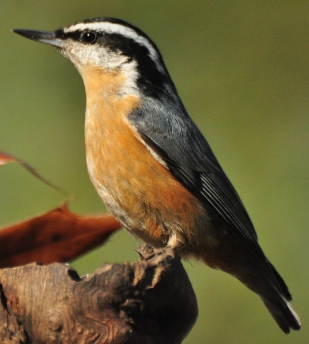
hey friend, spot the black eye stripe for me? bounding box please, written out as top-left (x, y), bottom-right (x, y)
top-left (80, 31), bottom-right (97, 44)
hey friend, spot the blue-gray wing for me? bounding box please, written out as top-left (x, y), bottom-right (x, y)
top-left (129, 96), bottom-right (292, 301)
top-left (129, 97), bottom-right (259, 250)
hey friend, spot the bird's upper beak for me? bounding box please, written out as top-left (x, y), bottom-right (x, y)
top-left (12, 29), bottom-right (63, 48)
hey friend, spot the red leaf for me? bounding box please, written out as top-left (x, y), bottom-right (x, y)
top-left (0, 150), bottom-right (67, 196)
top-left (0, 204), bottom-right (122, 268)
top-left (0, 150), bottom-right (17, 166)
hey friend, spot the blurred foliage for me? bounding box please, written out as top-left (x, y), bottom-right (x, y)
top-left (0, 1), bottom-right (308, 343)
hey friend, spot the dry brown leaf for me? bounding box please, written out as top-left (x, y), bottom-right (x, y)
top-left (0, 204), bottom-right (122, 268)
top-left (0, 150), bottom-right (67, 196)
top-left (0, 150), bottom-right (17, 165)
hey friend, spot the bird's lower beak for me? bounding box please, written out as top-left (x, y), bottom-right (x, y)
top-left (12, 29), bottom-right (63, 48)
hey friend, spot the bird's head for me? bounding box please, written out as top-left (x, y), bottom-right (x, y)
top-left (13, 18), bottom-right (173, 98)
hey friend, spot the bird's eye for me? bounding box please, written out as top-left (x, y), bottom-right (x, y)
top-left (80, 31), bottom-right (97, 44)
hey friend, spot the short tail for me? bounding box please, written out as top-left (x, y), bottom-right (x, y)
top-left (262, 294), bottom-right (301, 334)
top-left (234, 260), bottom-right (301, 333)
top-left (201, 237), bottom-right (301, 333)
top-left (261, 262), bottom-right (301, 333)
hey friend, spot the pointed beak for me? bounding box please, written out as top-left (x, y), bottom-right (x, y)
top-left (12, 29), bottom-right (63, 48)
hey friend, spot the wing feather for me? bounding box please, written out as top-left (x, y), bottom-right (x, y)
top-left (129, 96), bottom-right (261, 253)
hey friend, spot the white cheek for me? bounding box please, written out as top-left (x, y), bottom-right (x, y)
top-left (62, 41), bottom-right (128, 71)
top-left (62, 40), bottom-right (141, 97)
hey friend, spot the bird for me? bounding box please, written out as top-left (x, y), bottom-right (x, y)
top-left (13, 17), bottom-right (301, 334)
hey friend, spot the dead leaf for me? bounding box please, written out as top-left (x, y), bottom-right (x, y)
top-left (0, 204), bottom-right (122, 268)
top-left (0, 150), bottom-right (17, 165)
top-left (0, 150), bottom-right (68, 196)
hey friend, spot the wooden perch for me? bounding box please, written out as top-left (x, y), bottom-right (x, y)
top-left (0, 245), bottom-right (198, 343)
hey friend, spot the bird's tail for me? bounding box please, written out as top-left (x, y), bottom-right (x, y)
top-left (258, 262), bottom-right (301, 334)
top-left (232, 259), bottom-right (301, 333)
top-left (200, 239), bottom-right (301, 333)
top-left (261, 293), bottom-right (301, 334)
top-left (243, 260), bottom-right (301, 334)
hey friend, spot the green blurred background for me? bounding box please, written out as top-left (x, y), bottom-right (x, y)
top-left (0, 1), bottom-right (308, 343)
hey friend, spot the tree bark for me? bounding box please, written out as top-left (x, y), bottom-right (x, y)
top-left (0, 245), bottom-right (198, 343)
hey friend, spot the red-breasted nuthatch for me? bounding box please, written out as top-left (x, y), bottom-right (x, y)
top-left (13, 18), bottom-right (301, 333)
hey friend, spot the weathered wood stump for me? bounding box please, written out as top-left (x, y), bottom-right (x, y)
top-left (0, 245), bottom-right (198, 343)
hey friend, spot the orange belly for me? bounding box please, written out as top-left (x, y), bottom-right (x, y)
top-left (83, 67), bottom-right (217, 252)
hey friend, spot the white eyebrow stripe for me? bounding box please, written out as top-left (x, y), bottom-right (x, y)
top-left (63, 21), bottom-right (159, 59)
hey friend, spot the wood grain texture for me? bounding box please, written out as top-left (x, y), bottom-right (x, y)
top-left (0, 245), bottom-right (198, 344)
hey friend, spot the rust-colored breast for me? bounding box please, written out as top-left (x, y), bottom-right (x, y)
top-left (82, 66), bottom-right (216, 251)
